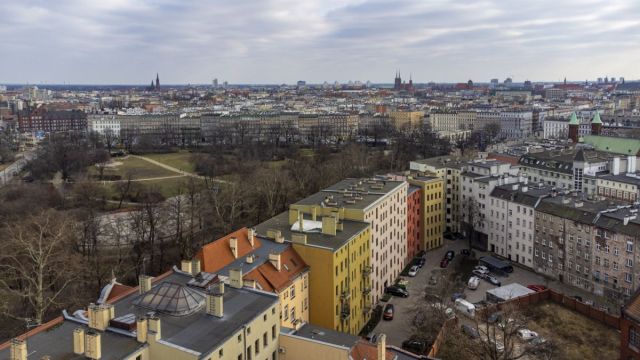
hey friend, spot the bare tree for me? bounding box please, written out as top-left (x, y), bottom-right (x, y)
top-left (0, 210), bottom-right (79, 325)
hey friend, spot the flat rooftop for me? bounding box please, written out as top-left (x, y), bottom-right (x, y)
top-left (293, 178), bottom-right (406, 211)
top-left (290, 323), bottom-right (359, 348)
top-left (254, 211), bottom-right (370, 252)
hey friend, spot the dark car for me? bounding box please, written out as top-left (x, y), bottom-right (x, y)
top-left (417, 250), bottom-right (426, 258)
top-left (451, 292), bottom-right (465, 302)
top-left (383, 304), bottom-right (394, 320)
top-left (444, 232), bottom-right (455, 240)
top-left (385, 286), bottom-right (409, 298)
top-left (453, 232), bottom-right (464, 240)
top-left (439, 258), bottom-right (449, 268)
top-left (485, 275), bottom-right (501, 286)
top-left (445, 250), bottom-right (455, 260)
top-left (487, 312), bottom-right (501, 324)
top-left (462, 324), bottom-right (480, 339)
top-left (416, 257), bottom-right (426, 268)
top-left (402, 338), bottom-right (428, 354)
top-left (573, 295), bottom-right (583, 302)
top-left (461, 249), bottom-right (472, 256)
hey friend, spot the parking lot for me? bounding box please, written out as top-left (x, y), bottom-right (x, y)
top-left (371, 238), bottom-right (616, 349)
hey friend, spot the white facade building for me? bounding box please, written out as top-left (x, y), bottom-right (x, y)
top-left (88, 114), bottom-right (121, 136)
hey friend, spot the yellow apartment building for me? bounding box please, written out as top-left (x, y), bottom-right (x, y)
top-left (255, 208), bottom-right (372, 335)
top-left (409, 175), bottom-right (445, 250)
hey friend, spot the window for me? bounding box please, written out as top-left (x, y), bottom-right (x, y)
top-left (238, 334), bottom-right (242, 342)
top-left (247, 346), bottom-right (252, 360)
top-left (283, 305), bottom-right (289, 320)
top-left (627, 259), bottom-right (634, 268)
top-left (255, 339), bottom-right (260, 355)
top-left (290, 286), bottom-right (295, 299)
top-left (630, 327), bottom-right (640, 349)
top-left (263, 333), bottom-right (268, 347)
top-left (219, 349), bottom-right (224, 357)
top-left (627, 242), bottom-right (634, 253)
top-left (272, 325), bottom-right (276, 340)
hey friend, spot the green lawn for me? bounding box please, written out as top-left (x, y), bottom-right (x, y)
top-left (92, 156), bottom-right (176, 180)
top-left (142, 151), bottom-right (197, 173)
top-left (99, 176), bottom-right (206, 202)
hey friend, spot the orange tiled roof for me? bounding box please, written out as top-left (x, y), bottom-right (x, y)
top-left (196, 228), bottom-right (262, 273)
top-left (244, 247), bottom-right (308, 293)
top-left (624, 289), bottom-right (640, 321)
top-left (350, 340), bottom-right (394, 360)
top-left (106, 283), bottom-right (134, 302)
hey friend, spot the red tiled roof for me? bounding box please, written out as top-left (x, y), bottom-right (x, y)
top-left (196, 228), bottom-right (262, 273)
top-left (107, 283), bottom-right (135, 302)
top-left (106, 270), bottom-right (174, 304)
top-left (0, 316), bottom-right (64, 351)
top-left (350, 340), bottom-right (394, 360)
top-left (244, 247), bottom-right (308, 293)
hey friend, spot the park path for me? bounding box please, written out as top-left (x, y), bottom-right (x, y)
top-left (130, 155), bottom-right (205, 179)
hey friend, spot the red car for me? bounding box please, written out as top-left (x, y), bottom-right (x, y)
top-left (527, 285), bottom-right (547, 292)
top-left (383, 304), bottom-right (395, 320)
top-left (440, 258), bottom-right (449, 268)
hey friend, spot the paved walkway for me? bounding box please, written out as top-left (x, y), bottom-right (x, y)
top-left (130, 155), bottom-right (204, 179)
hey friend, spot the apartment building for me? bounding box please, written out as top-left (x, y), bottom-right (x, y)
top-left (488, 183), bottom-right (549, 268)
top-left (460, 160), bottom-right (519, 250)
top-left (542, 117), bottom-right (569, 139)
top-left (18, 107), bottom-right (87, 133)
top-left (410, 156), bottom-right (464, 233)
top-left (255, 208), bottom-right (372, 335)
top-left (477, 110), bottom-right (533, 139)
top-left (409, 175), bottom-right (445, 251)
top-left (196, 227), bottom-right (310, 329)
top-left (389, 111), bottom-right (424, 130)
top-left (289, 178), bottom-right (407, 305)
top-left (0, 268), bottom-right (281, 360)
top-left (88, 114), bottom-right (121, 136)
top-left (119, 114), bottom-right (202, 146)
top-left (429, 111), bottom-right (477, 132)
top-left (407, 185), bottom-right (422, 258)
top-left (519, 148), bottom-right (611, 194)
top-left (596, 156), bottom-right (639, 203)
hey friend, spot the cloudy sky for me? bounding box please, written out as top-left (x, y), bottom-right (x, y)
top-left (1, 0), bottom-right (639, 84)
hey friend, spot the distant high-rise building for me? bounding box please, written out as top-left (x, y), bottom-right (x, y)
top-left (297, 80), bottom-right (306, 87)
top-left (597, 77), bottom-right (603, 84)
top-left (213, 78), bottom-right (218, 88)
top-left (490, 78), bottom-right (499, 84)
top-left (504, 77), bottom-right (513, 85)
top-left (223, 81), bottom-right (228, 88)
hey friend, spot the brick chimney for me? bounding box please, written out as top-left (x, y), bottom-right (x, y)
top-left (377, 334), bottom-right (386, 360)
top-left (139, 275), bottom-right (153, 294)
top-left (230, 237), bottom-right (238, 258)
top-left (229, 268), bottom-right (243, 289)
top-left (9, 339), bottom-right (27, 360)
top-left (269, 252), bottom-right (281, 271)
top-left (248, 228), bottom-right (256, 248)
top-left (84, 330), bottom-right (102, 360)
top-left (180, 260), bottom-right (192, 274)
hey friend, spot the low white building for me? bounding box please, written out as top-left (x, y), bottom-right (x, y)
top-left (543, 117), bottom-right (569, 139)
top-left (88, 114), bottom-right (121, 136)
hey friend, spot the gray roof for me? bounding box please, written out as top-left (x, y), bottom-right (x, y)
top-left (293, 178), bottom-right (406, 211)
top-left (112, 271), bottom-right (278, 358)
top-left (291, 323), bottom-right (359, 348)
top-left (519, 148), bottom-right (610, 174)
top-left (411, 156), bottom-right (466, 170)
top-left (254, 212), bottom-right (370, 252)
top-left (599, 172), bottom-right (640, 186)
top-left (490, 183), bottom-right (551, 207)
top-left (536, 196), bottom-right (608, 223)
top-left (0, 320), bottom-right (143, 360)
top-left (486, 283), bottom-right (535, 301)
top-left (215, 238), bottom-right (289, 277)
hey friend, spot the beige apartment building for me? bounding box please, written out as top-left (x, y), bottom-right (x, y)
top-left (290, 178), bottom-right (408, 304)
top-left (389, 111), bottom-right (424, 130)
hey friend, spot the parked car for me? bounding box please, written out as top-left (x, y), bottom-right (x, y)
top-left (455, 298), bottom-right (476, 318)
top-left (385, 286), bottom-right (409, 298)
top-left (527, 284), bottom-right (547, 292)
top-left (485, 275), bottom-right (501, 286)
top-left (440, 258), bottom-right (449, 268)
top-left (451, 292), bottom-right (466, 302)
top-left (453, 232), bottom-right (464, 239)
top-left (395, 279), bottom-right (409, 290)
top-left (383, 304), bottom-right (395, 320)
top-left (529, 336), bottom-right (547, 346)
top-left (445, 250), bottom-right (455, 260)
top-left (416, 257), bottom-right (426, 268)
top-left (517, 329), bottom-right (539, 341)
top-left (461, 249), bottom-right (472, 256)
top-left (402, 338), bottom-right (428, 354)
top-left (467, 276), bottom-right (481, 290)
top-left (444, 232), bottom-right (455, 240)
top-left (408, 265), bottom-right (419, 277)
top-left (417, 250), bottom-right (426, 258)
top-left (471, 269), bottom-right (487, 278)
top-left (474, 265), bottom-right (489, 273)
top-left (573, 295), bottom-right (583, 302)
top-left (487, 312), bottom-right (501, 323)
top-left (462, 324), bottom-right (480, 339)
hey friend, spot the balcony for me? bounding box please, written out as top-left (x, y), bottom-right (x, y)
top-left (341, 290), bottom-right (351, 300)
top-left (362, 266), bottom-right (372, 277)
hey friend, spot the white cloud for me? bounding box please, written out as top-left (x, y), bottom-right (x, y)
top-left (0, 0), bottom-right (638, 84)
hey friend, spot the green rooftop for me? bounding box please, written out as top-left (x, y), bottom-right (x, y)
top-left (583, 135), bottom-right (640, 156)
top-left (591, 111), bottom-right (602, 124)
top-left (569, 112), bottom-right (579, 125)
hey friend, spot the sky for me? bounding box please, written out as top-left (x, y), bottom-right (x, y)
top-left (1, 0), bottom-right (639, 84)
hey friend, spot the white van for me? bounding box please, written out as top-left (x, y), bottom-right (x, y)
top-left (467, 276), bottom-right (481, 290)
top-left (455, 298), bottom-right (476, 318)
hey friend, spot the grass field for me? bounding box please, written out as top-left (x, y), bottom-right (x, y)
top-left (92, 156), bottom-right (176, 180)
top-left (524, 302), bottom-right (619, 360)
top-left (142, 151), bottom-right (196, 173)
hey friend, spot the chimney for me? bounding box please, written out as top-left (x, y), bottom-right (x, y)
top-left (322, 216), bottom-right (337, 236)
top-left (628, 155), bottom-right (637, 173)
top-left (73, 328), bottom-right (85, 355)
top-left (148, 316), bottom-right (161, 339)
top-left (292, 233), bottom-right (307, 245)
top-left (298, 210), bottom-right (304, 232)
top-left (139, 275), bottom-right (153, 294)
top-left (269, 252), bottom-right (282, 271)
top-left (246, 254), bottom-right (254, 264)
top-left (191, 259), bottom-right (201, 275)
top-left (248, 228), bottom-right (256, 248)
top-left (229, 268), bottom-right (243, 289)
top-left (206, 293), bottom-right (224, 317)
top-left (88, 303), bottom-right (114, 331)
top-left (180, 260), bottom-right (192, 274)
top-left (613, 157), bottom-right (620, 175)
top-left (216, 281), bottom-right (225, 294)
top-left (136, 318), bottom-right (147, 343)
top-left (84, 331), bottom-right (102, 360)
top-left (267, 229), bottom-right (285, 243)
top-left (9, 339), bottom-right (27, 360)
top-left (522, 186), bottom-right (528, 192)
top-left (377, 334), bottom-right (386, 360)
top-left (230, 237), bottom-right (238, 258)
top-left (311, 207), bottom-right (317, 221)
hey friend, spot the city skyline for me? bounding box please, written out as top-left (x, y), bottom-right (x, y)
top-left (1, 0), bottom-right (639, 84)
